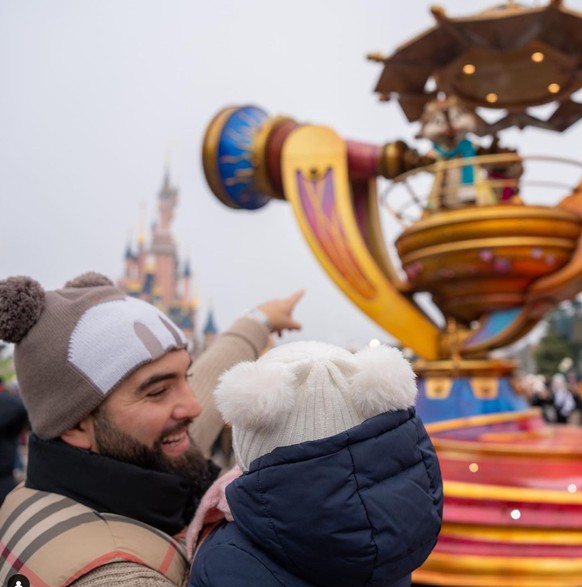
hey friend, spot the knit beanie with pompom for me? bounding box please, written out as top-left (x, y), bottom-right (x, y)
top-left (0, 272), bottom-right (187, 439)
top-left (214, 340), bottom-right (417, 471)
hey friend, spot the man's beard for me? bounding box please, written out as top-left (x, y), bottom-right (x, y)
top-left (92, 406), bottom-right (211, 488)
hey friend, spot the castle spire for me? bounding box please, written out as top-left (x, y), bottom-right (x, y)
top-left (203, 308), bottom-right (218, 335)
top-left (202, 306), bottom-right (219, 350)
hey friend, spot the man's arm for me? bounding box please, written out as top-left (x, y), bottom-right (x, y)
top-left (189, 291), bottom-right (304, 458)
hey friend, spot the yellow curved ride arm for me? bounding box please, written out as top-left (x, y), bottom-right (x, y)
top-left (281, 124), bottom-right (441, 359)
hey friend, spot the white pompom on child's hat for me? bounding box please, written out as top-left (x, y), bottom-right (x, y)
top-left (214, 341), bottom-right (417, 471)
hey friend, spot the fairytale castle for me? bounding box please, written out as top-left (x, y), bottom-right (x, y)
top-left (118, 170), bottom-right (217, 352)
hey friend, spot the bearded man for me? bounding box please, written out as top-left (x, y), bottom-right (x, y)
top-left (0, 272), bottom-right (302, 586)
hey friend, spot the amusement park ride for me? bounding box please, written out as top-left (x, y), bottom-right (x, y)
top-left (201, 2), bottom-right (582, 585)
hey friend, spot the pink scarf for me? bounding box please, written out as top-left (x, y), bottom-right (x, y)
top-left (185, 465), bottom-right (242, 559)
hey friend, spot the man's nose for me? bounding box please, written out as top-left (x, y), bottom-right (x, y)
top-left (174, 381), bottom-right (202, 420)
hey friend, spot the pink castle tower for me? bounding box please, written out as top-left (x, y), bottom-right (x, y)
top-left (119, 169), bottom-right (198, 347)
top-left (151, 170), bottom-right (178, 306)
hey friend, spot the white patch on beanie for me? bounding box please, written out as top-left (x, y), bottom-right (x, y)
top-left (69, 297), bottom-right (186, 395)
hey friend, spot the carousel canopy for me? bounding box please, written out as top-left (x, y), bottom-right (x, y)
top-left (368, 1), bottom-right (582, 133)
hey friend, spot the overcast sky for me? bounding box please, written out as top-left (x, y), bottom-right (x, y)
top-left (2, 0), bottom-right (582, 349)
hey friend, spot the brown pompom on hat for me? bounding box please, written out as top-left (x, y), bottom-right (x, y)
top-left (0, 272), bottom-right (187, 439)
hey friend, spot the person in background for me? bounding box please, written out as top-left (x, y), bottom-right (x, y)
top-left (523, 373), bottom-right (556, 423)
top-left (566, 372), bottom-right (582, 425)
top-left (0, 272), bottom-right (303, 586)
top-left (187, 340), bottom-right (443, 587)
top-left (0, 376), bottom-right (28, 505)
top-left (551, 372), bottom-right (576, 424)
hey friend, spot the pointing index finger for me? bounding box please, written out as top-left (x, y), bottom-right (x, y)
top-left (286, 289), bottom-right (305, 307)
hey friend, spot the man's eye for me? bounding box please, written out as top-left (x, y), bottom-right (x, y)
top-left (147, 388), bottom-right (167, 398)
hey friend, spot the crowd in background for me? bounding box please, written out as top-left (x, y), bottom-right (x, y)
top-left (521, 371), bottom-right (582, 425)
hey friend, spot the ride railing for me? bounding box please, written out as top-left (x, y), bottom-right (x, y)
top-left (380, 153), bottom-right (582, 227)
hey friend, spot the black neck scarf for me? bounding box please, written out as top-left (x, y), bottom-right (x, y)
top-left (25, 434), bottom-right (218, 537)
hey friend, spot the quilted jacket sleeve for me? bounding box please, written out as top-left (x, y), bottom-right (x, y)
top-left (189, 543), bottom-right (284, 587)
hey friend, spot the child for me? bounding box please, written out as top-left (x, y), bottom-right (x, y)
top-left (187, 341), bottom-right (443, 586)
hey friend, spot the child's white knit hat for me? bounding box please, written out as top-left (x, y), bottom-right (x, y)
top-left (214, 340), bottom-right (417, 471)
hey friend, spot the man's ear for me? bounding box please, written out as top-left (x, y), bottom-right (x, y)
top-left (60, 414), bottom-right (96, 451)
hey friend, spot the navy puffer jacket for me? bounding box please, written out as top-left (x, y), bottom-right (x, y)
top-left (189, 408), bottom-right (443, 587)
